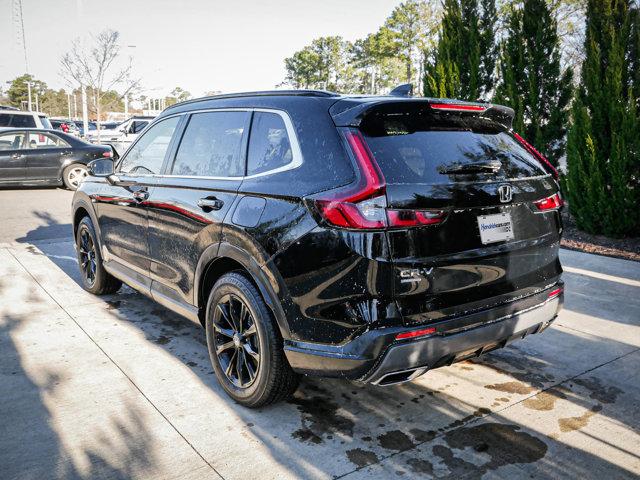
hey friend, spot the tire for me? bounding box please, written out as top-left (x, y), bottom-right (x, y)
top-left (63, 163), bottom-right (88, 190)
top-left (205, 272), bottom-right (300, 407)
top-left (75, 216), bottom-right (122, 295)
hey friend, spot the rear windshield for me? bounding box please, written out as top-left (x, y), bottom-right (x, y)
top-left (360, 111), bottom-right (545, 184)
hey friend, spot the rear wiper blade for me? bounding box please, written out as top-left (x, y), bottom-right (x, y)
top-left (438, 161), bottom-right (502, 175)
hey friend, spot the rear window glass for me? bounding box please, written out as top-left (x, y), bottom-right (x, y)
top-left (360, 112), bottom-right (545, 184)
top-left (0, 113), bottom-right (36, 128)
top-left (247, 112), bottom-right (293, 175)
top-left (172, 111), bottom-right (248, 177)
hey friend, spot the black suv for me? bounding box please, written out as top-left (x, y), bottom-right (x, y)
top-left (72, 90), bottom-right (564, 407)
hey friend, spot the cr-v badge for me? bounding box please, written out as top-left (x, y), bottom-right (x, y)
top-left (498, 184), bottom-right (513, 203)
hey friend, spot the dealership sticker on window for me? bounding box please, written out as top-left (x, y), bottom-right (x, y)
top-left (477, 213), bottom-right (514, 244)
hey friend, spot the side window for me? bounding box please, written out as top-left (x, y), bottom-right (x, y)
top-left (171, 111), bottom-right (248, 177)
top-left (118, 117), bottom-right (180, 175)
top-left (27, 132), bottom-right (70, 149)
top-left (130, 121), bottom-right (148, 134)
top-left (0, 114), bottom-right (11, 127)
top-left (0, 132), bottom-right (26, 150)
top-left (247, 112), bottom-right (293, 176)
top-left (0, 114), bottom-right (36, 128)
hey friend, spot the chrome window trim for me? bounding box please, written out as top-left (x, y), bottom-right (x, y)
top-left (146, 107), bottom-right (303, 181)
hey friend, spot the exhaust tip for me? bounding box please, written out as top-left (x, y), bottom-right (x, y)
top-left (373, 367), bottom-right (428, 386)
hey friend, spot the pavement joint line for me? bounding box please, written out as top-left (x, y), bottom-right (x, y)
top-left (335, 345), bottom-right (640, 479)
top-left (5, 247), bottom-right (225, 480)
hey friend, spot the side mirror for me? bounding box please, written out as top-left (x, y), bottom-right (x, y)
top-left (87, 158), bottom-right (114, 177)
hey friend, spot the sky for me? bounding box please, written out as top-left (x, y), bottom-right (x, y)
top-left (0, 0), bottom-right (404, 98)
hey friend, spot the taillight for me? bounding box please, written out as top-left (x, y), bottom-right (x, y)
top-left (513, 132), bottom-right (558, 179)
top-left (313, 129), bottom-right (387, 230)
top-left (102, 150), bottom-right (113, 158)
top-left (548, 287), bottom-right (563, 299)
top-left (534, 193), bottom-right (563, 211)
top-left (312, 129), bottom-right (447, 230)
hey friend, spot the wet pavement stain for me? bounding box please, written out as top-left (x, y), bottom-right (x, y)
top-left (378, 430), bottom-right (415, 451)
top-left (558, 404), bottom-right (603, 432)
top-left (573, 377), bottom-right (623, 404)
top-left (289, 389), bottom-right (354, 444)
top-left (154, 335), bottom-right (171, 345)
top-left (346, 448), bottom-right (379, 468)
top-left (485, 381), bottom-right (536, 395)
top-left (406, 457), bottom-right (435, 476)
top-left (409, 428), bottom-right (436, 442)
top-left (523, 388), bottom-right (568, 411)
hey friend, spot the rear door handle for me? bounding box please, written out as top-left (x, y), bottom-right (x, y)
top-left (132, 187), bottom-right (149, 202)
top-left (197, 196), bottom-right (224, 211)
top-left (11, 153), bottom-right (23, 159)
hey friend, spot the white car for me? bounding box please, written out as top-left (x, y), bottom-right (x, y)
top-left (0, 109), bottom-right (53, 129)
top-left (85, 116), bottom-right (154, 155)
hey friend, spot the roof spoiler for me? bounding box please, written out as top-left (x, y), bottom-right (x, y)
top-left (388, 83), bottom-right (413, 97)
top-left (330, 98), bottom-right (515, 130)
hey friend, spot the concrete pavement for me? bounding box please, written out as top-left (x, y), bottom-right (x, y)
top-left (0, 238), bottom-right (638, 479)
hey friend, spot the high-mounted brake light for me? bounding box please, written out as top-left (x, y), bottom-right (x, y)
top-left (534, 193), bottom-right (563, 211)
top-left (429, 103), bottom-right (487, 112)
top-left (513, 132), bottom-right (558, 179)
top-left (395, 327), bottom-right (437, 340)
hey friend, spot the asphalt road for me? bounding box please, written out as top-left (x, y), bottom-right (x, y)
top-left (0, 187), bottom-right (74, 244)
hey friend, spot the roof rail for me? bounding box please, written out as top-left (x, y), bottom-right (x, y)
top-left (164, 89), bottom-right (340, 111)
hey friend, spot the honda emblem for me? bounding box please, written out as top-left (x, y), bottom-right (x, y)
top-left (498, 184), bottom-right (513, 203)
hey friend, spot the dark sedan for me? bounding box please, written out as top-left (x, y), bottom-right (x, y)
top-left (0, 128), bottom-right (114, 190)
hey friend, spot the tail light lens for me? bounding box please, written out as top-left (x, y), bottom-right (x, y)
top-left (395, 327), bottom-right (437, 340)
top-left (102, 150), bottom-right (113, 158)
top-left (548, 287), bottom-right (563, 299)
top-left (513, 132), bottom-right (558, 179)
top-left (312, 129), bottom-right (447, 230)
top-left (534, 192), bottom-right (563, 211)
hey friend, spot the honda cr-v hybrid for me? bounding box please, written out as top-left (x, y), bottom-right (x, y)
top-left (72, 90), bottom-right (564, 407)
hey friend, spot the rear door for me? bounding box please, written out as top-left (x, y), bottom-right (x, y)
top-left (147, 110), bottom-right (249, 311)
top-left (0, 131), bottom-right (27, 183)
top-left (358, 105), bottom-right (562, 325)
top-left (24, 131), bottom-right (72, 181)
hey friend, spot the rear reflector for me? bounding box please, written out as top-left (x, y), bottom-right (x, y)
top-left (548, 287), bottom-right (563, 298)
top-left (430, 103), bottom-right (487, 112)
top-left (534, 193), bottom-right (563, 211)
top-left (395, 327), bottom-right (437, 340)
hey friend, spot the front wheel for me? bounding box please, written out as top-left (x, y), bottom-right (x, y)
top-left (205, 272), bottom-right (299, 407)
top-left (75, 216), bottom-right (121, 295)
top-left (63, 164), bottom-right (88, 190)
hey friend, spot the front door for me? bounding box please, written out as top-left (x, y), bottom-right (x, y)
top-left (0, 131), bottom-right (27, 183)
top-left (93, 116), bottom-right (182, 289)
top-left (147, 110), bottom-right (250, 309)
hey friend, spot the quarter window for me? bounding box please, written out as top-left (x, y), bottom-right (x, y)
top-left (119, 117), bottom-right (179, 174)
top-left (171, 111), bottom-right (248, 177)
top-left (247, 112), bottom-right (292, 176)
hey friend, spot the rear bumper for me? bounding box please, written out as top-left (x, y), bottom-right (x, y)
top-left (284, 283), bottom-right (563, 384)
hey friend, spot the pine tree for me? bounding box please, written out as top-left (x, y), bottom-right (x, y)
top-left (495, 0), bottom-right (573, 167)
top-left (423, 0), bottom-right (497, 101)
top-left (566, 0), bottom-right (640, 236)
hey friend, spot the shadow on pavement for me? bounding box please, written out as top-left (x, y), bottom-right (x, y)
top-left (9, 241), bottom-right (639, 479)
top-left (15, 210), bottom-right (73, 245)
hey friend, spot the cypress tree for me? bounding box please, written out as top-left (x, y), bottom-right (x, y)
top-left (566, 0), bottom-right (640, 236)
top-left (495, 0), bottom-right (573, 167)
top-left (423, 0), bottom-right (497, 101)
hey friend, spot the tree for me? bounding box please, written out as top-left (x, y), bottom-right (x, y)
top-left (383, 0), bottom-right (440, 89)
top-left (60, 29), bottom-right (138, 138)
top-left (6, 74), bottom-right (48, 108)
top-left (494, 0), bottom-right (573, 167)
top-left (423, 0), bottom-right (497, 101)
top-left (165, 87), bottom-right (191, 106)
top-left (566, 0), bottom-right (639, 236)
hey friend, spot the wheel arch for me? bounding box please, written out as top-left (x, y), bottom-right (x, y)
top-left (195, 242), bottom-right (292, 340)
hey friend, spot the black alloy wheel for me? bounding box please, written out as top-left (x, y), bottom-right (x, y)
top-left (78, 226), bottom-right (97, 287)
top-left (212, 293), bottom-right (260, 388)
